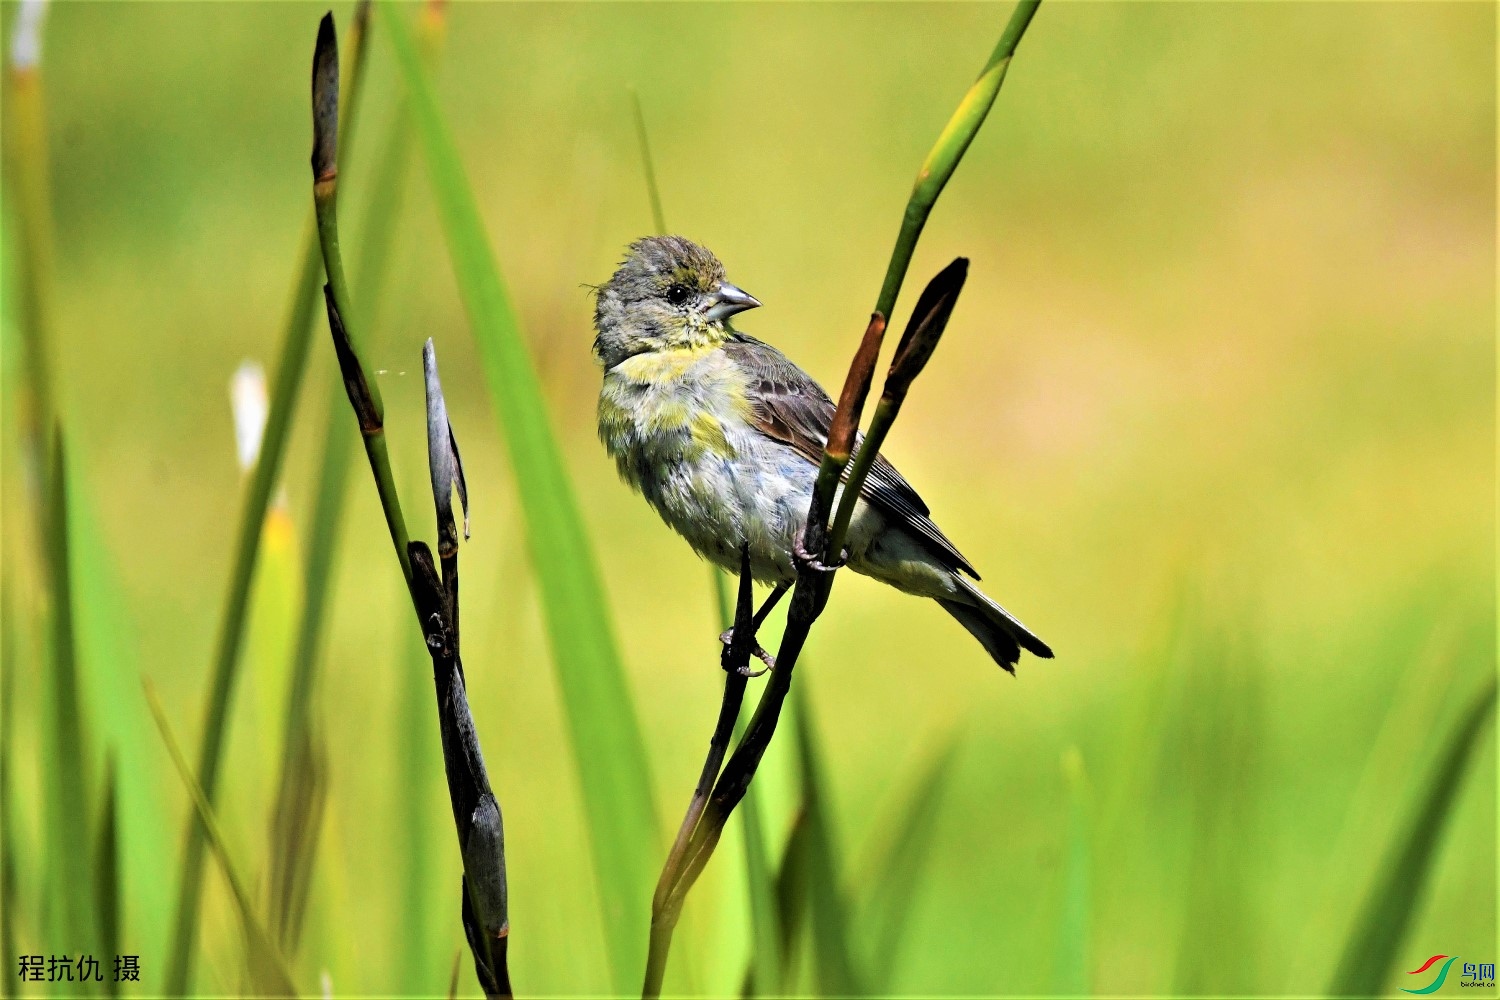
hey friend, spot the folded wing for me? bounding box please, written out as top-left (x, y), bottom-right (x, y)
top-left (724, 334), bottom-right (979, 578)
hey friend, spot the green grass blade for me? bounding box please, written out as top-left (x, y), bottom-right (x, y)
top-left (852, 735), bottom-right (960, 993)
top-left (1052, 748), bottom-right (1093, 997)
top-left (166, 7), bottom-right (377, 991)
top-left (378, 5), bottom-right (660, 990)
top-left (93, 758), bottom-right (120, 999)
top-left (145, 679), bottom-right (300, 998)
top-left (738, 781), bottom-right (781, 998)
top-left (790, 693), bottom-right (858, 996)
top-left (1327, 675), bottom-right (1496, 996)
top-left (41, 434), bottom-right (98, 963)
top-left (1, 582), bottom-right (22, 1000)
top-left (629, 88), bottom-right (668, 237)
top-left (66, 463), bottom-right (174, 985)
top-left (6, 0), bottom-right (59, 472)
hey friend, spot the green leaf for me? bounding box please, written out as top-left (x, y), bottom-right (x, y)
top-left (66, 462), bottom-right (175, 985)
top-left (93, 759), bottom-right (120, 999)
top-left (790, 692), bottom-right (858, 996)
top-left (852, 735), bottom-right (960, 993)
top-left (1, 581), bottom-right (24, 995)
top-left (145, 680), bottom-right (300, 998)
top-left (378, 4), bottom-right (661, 991)
top-left (42, 435), bottom-right (98, 965)
top-left (167, 7), bottom-right (379, 990)
top-left (1327, 676), bottom-right (1496, 996)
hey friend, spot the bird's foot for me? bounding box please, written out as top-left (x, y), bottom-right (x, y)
top-left (718, 627), bottom-right (775, 677)
top-left (793, 531), bottom-right (847, 577)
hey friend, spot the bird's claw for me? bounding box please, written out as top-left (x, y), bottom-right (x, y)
top-left (719, 627), bottom-right (775, 677)
top-left (793, 531), bottom-right (847, 576)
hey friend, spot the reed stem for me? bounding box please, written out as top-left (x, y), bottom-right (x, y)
top-left (639, 5), bottom-right (1041, 991)
top-left (164, 7), bottom-right (375, 991)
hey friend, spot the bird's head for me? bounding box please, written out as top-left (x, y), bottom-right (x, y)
top-left (592, 235), bottom-right (761, 368)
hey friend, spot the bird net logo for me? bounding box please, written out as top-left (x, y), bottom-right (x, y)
top-left (1403, 955), bottom-right (1496, 993)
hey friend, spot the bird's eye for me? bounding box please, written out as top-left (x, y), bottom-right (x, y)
top-left (665, 284), bottom-right (691, 306)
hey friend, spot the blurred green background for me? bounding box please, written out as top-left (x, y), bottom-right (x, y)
top-left (1, 1), bottom-right (1494, 996)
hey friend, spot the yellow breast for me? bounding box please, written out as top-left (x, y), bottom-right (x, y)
top-left (599, 346), bottom-right (751, 464)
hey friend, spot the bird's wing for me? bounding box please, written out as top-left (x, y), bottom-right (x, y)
top-left (724, 334), bottom-right (978, 578)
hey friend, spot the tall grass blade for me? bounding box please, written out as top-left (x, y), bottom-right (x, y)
top-left (93, 759), bottom-right (120, 999)
top-left (1328, 676), bottom-right (1497, 996)
top-left (66, 467), bottom-right (174, 982)
top-left (145, 679), bottom-right (300, 997)
top-left (6, 6), bottom-right (174, 974)
top-left (6, 0), bottom-right (58, 472)
top-left (41, 433), bottom-right (98, 962)
top-left (1052, 748), bottom-right (1093, 997)
top-left (1171, 627), bottom-right (1264, 994)
top-left (737, 783), bottom-right (781, 997)
top-left (853, 736), bottom-right (960, 993)
top-left (1, 583), bottom-right (22, 1000)
top-left (774, 808), bottom-right (813, 987)
top-left (379, 5), bottom-right (660, 990)
top-left (167, 6), bottom-right (376, 991)
top-left (266, 721), bottom-right (328, 956)
top-left (790, 693), bottom-right (858, 996)
top-left (629, 88), bottom-right (667, 238)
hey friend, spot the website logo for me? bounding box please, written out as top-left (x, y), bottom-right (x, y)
top-left (1405, 956), bottom-right (1458, 994)
top-left (1403, 955), bottom-right (1496, 993)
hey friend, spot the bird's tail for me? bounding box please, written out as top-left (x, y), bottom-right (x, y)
top-left (936, 576), bottom-right (1053, 674)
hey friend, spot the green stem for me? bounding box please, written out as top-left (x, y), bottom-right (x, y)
top-left (311, 12), bottom-right (414, 599)
top-left (268, 10), bottom-right (437, 951)
top-left (164, 8), bottom-right (375, 993)
top-left (6, 58), bottom-right (57, 478)
top-left (872, 0), bottom-right (1039, 322)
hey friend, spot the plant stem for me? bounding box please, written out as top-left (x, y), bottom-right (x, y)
top-left (266, 3), bottom-right (447, 954)
top-left (309, 16), bottom-right (509, 994)
top-left (5, 9), bottom-right (57, 480)
top-left (146, 681), bottom-right (300, 997)
top-left (643, 548), bottom-right (760, 998)
top-left (871, 0), bottom-right (1040, 322)
top-left (163, 8), bottom-right (376, 992)
top-left (311, 12), bottom-right (416, 601)
top-left (640, 4), bottom-right (1042, 989)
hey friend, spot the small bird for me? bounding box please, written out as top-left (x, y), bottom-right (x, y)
top-left (592, 236), bottom-right (1052, 672)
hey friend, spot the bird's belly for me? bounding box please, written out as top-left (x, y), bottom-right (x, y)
top-left (599, 373), bottom-right (885, 587)
top-left (627, 438), bottom-right (810, 585)
top-left (608, 432), bottom-right (888, 587)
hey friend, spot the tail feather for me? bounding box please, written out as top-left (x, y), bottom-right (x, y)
top-left (937, 577), bottom-right (1052, 673)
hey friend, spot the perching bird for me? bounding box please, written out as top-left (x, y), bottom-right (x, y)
top-left (592, 235), bottom-right (1051, 672)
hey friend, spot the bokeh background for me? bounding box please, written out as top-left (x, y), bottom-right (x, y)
top-left (2, 1), bottom-right (1494, 996)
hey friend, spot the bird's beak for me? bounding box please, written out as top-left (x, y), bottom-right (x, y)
top-left (704, 282), bottom-right (761, 322)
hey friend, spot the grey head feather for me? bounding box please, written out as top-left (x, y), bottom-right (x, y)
top-left (592, 236), bottom-right (733, 368)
